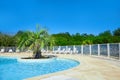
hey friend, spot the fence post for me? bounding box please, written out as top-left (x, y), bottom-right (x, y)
top-left (81, 45), bottom-right (83, 55)
top-left (53, 46), bottom-right (54, 53)
top-left (73, 45), bottom-right (75, 54)
top-left (90, 45), bottom-right (91, 56)
top-left (66, 46), bottom-right (68, 50)
top-left (119, 43), bottom-right (120, 60)
top-left (107, 43), bottom-right (110, 58)
top-left (98, 44), bottom-right (100, 56)
top-left (47, 46), bottom-right (48, 53)
top-left (59, 46), bottom-right (61, 54)
top-left (65, 46), bottom-right (68, 55)
top-left (74, 45), bottom-right (75, 49)
top-left (59, 46), bottom-right (61, 49)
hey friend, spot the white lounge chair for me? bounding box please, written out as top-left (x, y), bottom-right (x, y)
top-left (53, 48), bottom-right (61, 54)
top-left (16, 49), bottom-right (20, 53)
top-left (59, 48), bottom-right (65, 54)
top-left (41, 49), bottom-right (47, 53)
top-left (0, 49), bottom-right (5, 53)
top-left (8, 49), bottom-right (13, 53)
top-left (64, 48), bottom-right (72, 54)
top-left (72, 48), bottom-right (78, 54)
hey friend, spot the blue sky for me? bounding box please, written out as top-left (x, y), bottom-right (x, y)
top-left (0, 0), bottom-right (120, 35)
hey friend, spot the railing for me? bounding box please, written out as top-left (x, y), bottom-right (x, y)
top-left (52, 43), bottom-right (120, 60)
top-left (0, 43), bottom-right (120, 60)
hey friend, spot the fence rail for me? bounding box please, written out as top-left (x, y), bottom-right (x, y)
top-left (0, 43), bottom-right (120, 60)
top-left (53, 43), bottom-right (120, 60)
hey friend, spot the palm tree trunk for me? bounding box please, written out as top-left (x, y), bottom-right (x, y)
top-left (34, 50), bottom-right (42, 59)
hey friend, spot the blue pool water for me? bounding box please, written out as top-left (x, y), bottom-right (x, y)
top-left (0, 57), bottom-right (79, 80)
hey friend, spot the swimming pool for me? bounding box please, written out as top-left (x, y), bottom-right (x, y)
top-left (0, 57), bottom-right (79, 80)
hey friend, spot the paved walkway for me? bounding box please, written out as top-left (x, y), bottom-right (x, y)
top-left (0, 53), bottom-right (120, 80)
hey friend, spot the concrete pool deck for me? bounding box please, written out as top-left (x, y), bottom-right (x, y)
top-left (0, 53), bottom-right (120, 80)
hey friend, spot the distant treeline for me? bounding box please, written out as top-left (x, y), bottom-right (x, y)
top-left (0, 28), bottom-right (120, 46)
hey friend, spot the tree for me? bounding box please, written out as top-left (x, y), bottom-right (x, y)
top-left (113, 28), bottom-right (120, 36)
top-left (52, 32), bottom-right (71, 46)
top-left (82, 40), bottom-right (93, 45)
top-left (98, 30), bottom-right (112, 43)
top-left (99, 30), bottom-right (112, 37)
top-left (18, 25), bottom-right (54, 58)
top-left (13, 31), bottom-right (24, 47)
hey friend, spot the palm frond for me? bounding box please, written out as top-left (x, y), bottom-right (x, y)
top-left (17, 25), bottom-right (55, 53)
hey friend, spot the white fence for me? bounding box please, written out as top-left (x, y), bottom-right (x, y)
top-left (0, 43), bottom-right (120, 60)
top-left (53, 43), bottom-right (120, 60)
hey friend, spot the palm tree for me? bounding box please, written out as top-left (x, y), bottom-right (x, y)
top-left (18, 25), bottom-right (54, 59)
